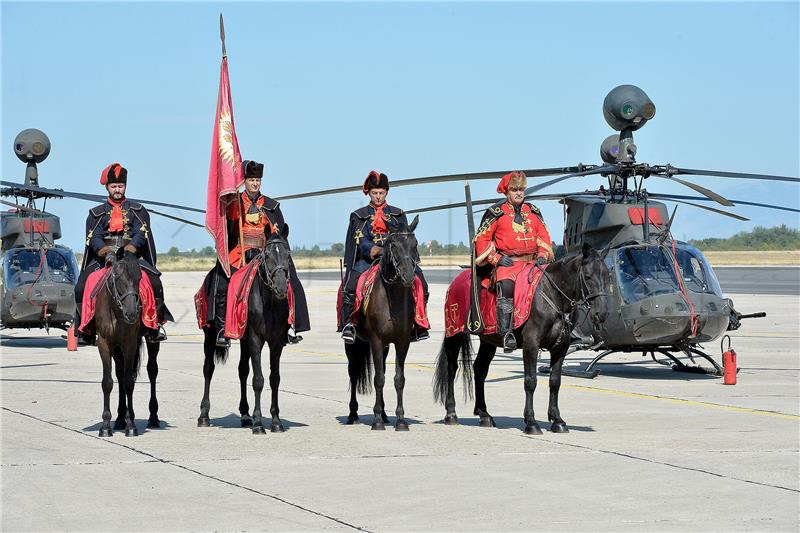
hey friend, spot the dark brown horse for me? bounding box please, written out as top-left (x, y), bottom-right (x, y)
top-left (94, 249), bottom-right (161, 437)
top-left (198, 226), bottom-right (293, 434)
top-left (433, 243), bottom-right (609, 434)
top-left (345, 216), bottom-right (421, 430)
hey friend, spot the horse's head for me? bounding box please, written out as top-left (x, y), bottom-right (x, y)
top-left (382, 215), bottom-right (420, 288)
top-left (578, 242), bottom-right (610, 336)
top-left (258, 224), bottom-right (291, 300)
top-left (108, 249), bottom-right (142, 325)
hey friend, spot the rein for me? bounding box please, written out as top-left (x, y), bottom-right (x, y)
top-left (256, 239), bottom-right (290, 295)
top-left (380, 231), bottom-right (418, 286)
top-left (535, 257), bottom-right (606, 334)
top-left (105, 261), bottom-right (141, 325)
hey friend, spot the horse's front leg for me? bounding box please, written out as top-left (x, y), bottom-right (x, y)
top-left (522, 340), bottom-right (542, 435)
top-left (98, 338), bottom-right (114, 437)
top-left (369, 336), bottom-right (387, 430)
top-left (238, 344), bottom-right (252, 427)
top-left (393, 340), bottom-right (410, 431)
top-left (197, 329), bottom-right (216, 427)
top-left (268, 339), bottom-right (285, 433)
top-left (345, 342), bottom-right (361, 424)
top-left (246, 335), bottom-right (267, 435)
top-left (473, 339), bottom-right (497, 428)
top-left (113, 349), bottom-right (126, 430)
top-left (548, 341), bottom-right (570, 433)
top-left (146, 340), bottom-right (161, 429)
top-left (122, 339), bottom-right (139, 437)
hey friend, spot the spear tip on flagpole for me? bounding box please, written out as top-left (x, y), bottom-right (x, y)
top-left (219, 13), bottom-right (227, 58)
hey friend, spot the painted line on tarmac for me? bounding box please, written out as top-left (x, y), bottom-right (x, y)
top-left (1, 407), bottom-right (372, 532)
top-left (284, 347), bottom-right (800, 421)
top-left (520, 434), bottom-right (800, 494)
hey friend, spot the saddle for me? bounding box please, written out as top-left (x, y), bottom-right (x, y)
top-left (79, 266), bottom-right (159, 333)
top-left (444, 263), bottom-right (545, 338)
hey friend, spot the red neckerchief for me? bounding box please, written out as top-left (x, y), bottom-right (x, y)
top-left (107, 197), bottom-right (125, 233)
top-left (371, 202), bottom-right (388, 234)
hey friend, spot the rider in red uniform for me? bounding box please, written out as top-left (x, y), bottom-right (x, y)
top-left (473, 171), bottom-right (554, 351)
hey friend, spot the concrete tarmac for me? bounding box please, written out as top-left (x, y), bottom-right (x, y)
top-left (2, 272), bottom-right (798, 532)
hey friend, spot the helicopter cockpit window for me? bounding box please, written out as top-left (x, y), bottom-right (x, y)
top-left (3, 249), bottom-right (43, 289)
top-left (46, 249), bottom-right (78, 284)
top-left (672, 243), bottom-right (723, 297)
top-left (615, 246), bottom-right (680, 304)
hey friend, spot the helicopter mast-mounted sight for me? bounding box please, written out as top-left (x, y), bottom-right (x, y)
top-left (13, 128), bottom-right (51, 189)
top-left (602, 85), bottom-right (656, 164)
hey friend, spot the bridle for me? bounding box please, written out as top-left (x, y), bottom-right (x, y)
top-left (257, 239), bottom-right (290, 295)
top-left (536, 256), bottom-right (607, 334)
top-left (380, 231), bottom-right (418, 286)
top-left (105, 260), bottom-right (141, 325)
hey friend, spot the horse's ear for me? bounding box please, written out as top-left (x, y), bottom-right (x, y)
top-left (280, 224), bottom-right (289, 240)
top-left (408, 215), bottom-right (419, 232)
top-left (581, 242), bottom-right (596, 265)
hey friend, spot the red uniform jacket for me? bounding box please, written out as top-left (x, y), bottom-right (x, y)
top-left (474, 202), bottom-right (554, 283)
top-left (227, 192), bottom-right (279, 266)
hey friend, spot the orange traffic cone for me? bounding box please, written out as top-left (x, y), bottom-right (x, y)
top-left (67, 324), bottom-right (78, 351)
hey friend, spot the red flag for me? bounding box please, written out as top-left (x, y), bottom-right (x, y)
top-left (205, 54), bottom-right (243, 277)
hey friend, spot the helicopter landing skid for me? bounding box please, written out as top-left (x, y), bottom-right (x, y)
top-left (538, 346), bottom-right (723, 378)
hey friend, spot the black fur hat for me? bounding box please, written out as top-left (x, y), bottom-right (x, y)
top-left (243, 160), bottom-right (264, 179)
top-left (362, 170), bottom-right (389, 195)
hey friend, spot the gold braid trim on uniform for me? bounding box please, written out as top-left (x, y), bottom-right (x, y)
top-left (86, 230), bottom-right (93, 246)
top-left (537, 237), bottom-right (554, 261)
top-left (354, 228), bottom-right (364, 246)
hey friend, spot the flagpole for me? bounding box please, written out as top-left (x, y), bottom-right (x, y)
top-left (219, 13), bottom-right (244, 267)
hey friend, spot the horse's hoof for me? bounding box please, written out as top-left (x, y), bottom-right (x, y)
top-left (551, 422), bottom-right (569, 433)
top-left (270, 423), bottom-right (285, 433)
top-left (113, 419), bottom-right (126, 430)
top-left (395, 421), bottom-right (409, 432)
top-left (252, 426), bottom-right (266, 435)
top-left (346, 416), bottom-right (360, 425)
top-left (479, 416), bottom-right (496, 428)
top-left (125, 427), bottom-right (138, 437)
top-left (147, 418), bottom-right (161, 429)
top-left (197, 417), bottom-right (210, 427)
top-left (443, 414), bottom-right (459, 426)
top-left (524, 424), bottom-right (543, 435)
top-left (241, 417), bottom-right (253, 428)
top-left (371, 421), bottom-right (386, 431)
top-left (98, 428), bottom-right (112, 438)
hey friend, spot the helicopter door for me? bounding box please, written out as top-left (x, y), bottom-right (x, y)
top-left (615, 245), bottom-right (680, 304)
top-left (672, 243), bottom-right (723, 297)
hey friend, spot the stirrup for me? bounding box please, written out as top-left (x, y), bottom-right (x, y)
top-left (287, 332), bottom-right (303, 344)
top-left (147, 326), bottom-right (167, 343)
top-left (502, 332), bottom-right (517, 352)
top-left (215, 330), bottom-right (230, 348)
top-left (78, 332), bottom-right (96, 346)
top-left (412, 328), bottom-right (430, 342)
top-left (341, 323), bottom-right (356, 345)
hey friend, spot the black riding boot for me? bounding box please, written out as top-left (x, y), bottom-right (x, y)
top-left (340, 293), bottom-right (356, 344)
top-left (497, 296), bottom-right (516, 352)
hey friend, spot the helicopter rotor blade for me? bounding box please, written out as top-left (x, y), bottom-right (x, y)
top-left (656, 198), bottom-right (749, 221)
top-left (147, 208), bottom-right (204, 228)
top-left (667, 167), bottom-right (800, 183)
top-left (274, 166), bottom-right (597, 201)
top-left (524, 165), bottom-right (617, 196)
top-left (406, 193), bottom-right (574, 215)
top-left (0, 181), bottom-right (205, 214)
top-left (0, 199), bottom-right (51, 216)
top-left (652, 174), bottom-right (734, 207)
top-left (649, 193), bottom-right (800, 214)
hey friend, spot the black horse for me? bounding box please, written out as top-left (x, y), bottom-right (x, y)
top-left (198, 226), bottom-right (293, 434)
top-left (94, 249), bottom-right (161, 437)
top-left (345, 216), bottom-right (422, 431)
top-left (433, 243), bottom-right (609, 434)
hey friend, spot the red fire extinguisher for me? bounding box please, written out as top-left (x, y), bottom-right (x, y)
top-left (721, 335), bottom-right (737, 385)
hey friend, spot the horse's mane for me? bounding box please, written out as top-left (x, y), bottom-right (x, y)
top-left (117, 252), bottom-right (142, 282)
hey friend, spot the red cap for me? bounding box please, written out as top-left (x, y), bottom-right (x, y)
top-left (497, 171), bottom-right (526, 194)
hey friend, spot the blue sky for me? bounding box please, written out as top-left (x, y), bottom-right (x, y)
top-left (2, 1), bottom-right (798, 253)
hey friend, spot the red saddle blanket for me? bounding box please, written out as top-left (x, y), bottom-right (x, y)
top-left (336, 264), bottom-right (429, 330)
top-left (79, 266), bottom-right (159, 333)
top-left (193, 258), bottom-right (295, 340)
top-left (444, 263), bottom-right (545, 337)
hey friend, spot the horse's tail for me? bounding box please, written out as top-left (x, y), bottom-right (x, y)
top-left (346, 341), bottom-right (373, 395)
top-left (433, 333), bottom-right (474, 405)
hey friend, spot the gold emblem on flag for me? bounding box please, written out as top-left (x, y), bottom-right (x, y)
top-left (218, 110), bottom-right (236, 165)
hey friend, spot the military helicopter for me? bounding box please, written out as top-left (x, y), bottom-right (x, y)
top-left (1, 129), bottom-right (81, 332)
top-left (276, 85), bottom-right (797, 377)
top-left (1, 128), bottom-right (204, 334)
